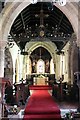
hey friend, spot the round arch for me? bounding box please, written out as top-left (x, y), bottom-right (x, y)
top-left (0, 1), bottom-right (80, 46)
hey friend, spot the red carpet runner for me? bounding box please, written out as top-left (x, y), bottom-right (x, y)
top-left (23, 85), bottom-right (61, 120)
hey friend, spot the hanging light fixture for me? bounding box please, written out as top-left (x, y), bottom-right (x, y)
top-left (30, 0), bottom-right (66, 6)
top-left (52, 0), bottom-right (66, 6)
top-left (58, 0), bottom-right (66, 6)
top-left (30, 0), bottom-right (38, 4)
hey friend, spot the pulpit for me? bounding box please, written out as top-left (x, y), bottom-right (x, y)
top-left (0, 78), bottom-right (12, 117)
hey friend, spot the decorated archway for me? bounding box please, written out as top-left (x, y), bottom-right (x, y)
top-left (0, 1), bottom-right (80, 82)
top-left (25, 41), bottom-right (56, 74)
top-left (0, 1), bottom-right (79, 45)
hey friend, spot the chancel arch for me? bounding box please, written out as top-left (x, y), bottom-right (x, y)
top-left (25, 41), bottom-right (57, 60)
top-left (25, 41), bottom-right (57, 74)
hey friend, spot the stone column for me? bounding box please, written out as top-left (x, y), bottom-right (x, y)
top-left (0, 48), bottom-right (4, 77)
top-left (74, 72), bottom-right (80, 112)
top-left (0, 41), bottom-right (6, 117)
top-left (26, 55), bottom-right (30, 75)
top-left (77, 47), bottom-right (80, 112)
top-left (69, 33), bottom-right (77, 84)
top-left (50, 59), bottom-right (55, 74)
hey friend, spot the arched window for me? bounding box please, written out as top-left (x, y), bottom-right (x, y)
top-left (37, 59), bottom-right (45, 74)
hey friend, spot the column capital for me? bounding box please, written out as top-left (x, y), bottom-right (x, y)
top-left (69, 33), bottom-right (77, 47)
top-left (71, 33), bottom-right (77, 40)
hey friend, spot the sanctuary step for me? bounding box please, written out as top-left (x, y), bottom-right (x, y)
top-left (29, 85), bottom-right (52, 90)
top-left (23, 114), bottom-right (61, 120)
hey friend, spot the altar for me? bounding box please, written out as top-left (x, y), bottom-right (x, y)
top-left (26, 73), bottom-right (55, 85)
top-left (33, 76), bottom-right (48, 85)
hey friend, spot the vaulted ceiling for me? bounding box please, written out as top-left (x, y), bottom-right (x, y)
top-left (9, 2), bottom-right (74, 51)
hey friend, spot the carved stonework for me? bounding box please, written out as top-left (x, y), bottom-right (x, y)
top-left (69, 33), bottom-right (77, 47)
top-left (68, 33), bottom-right (79, 84)
top-left (71, 33), bottom-right (77, 40)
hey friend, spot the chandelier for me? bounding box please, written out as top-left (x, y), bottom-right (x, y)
top-left (30, 0), bottom-right (66, 6)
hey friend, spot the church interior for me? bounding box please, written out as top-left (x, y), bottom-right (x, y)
top-left (0, 0), bottom-right (80, 120)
